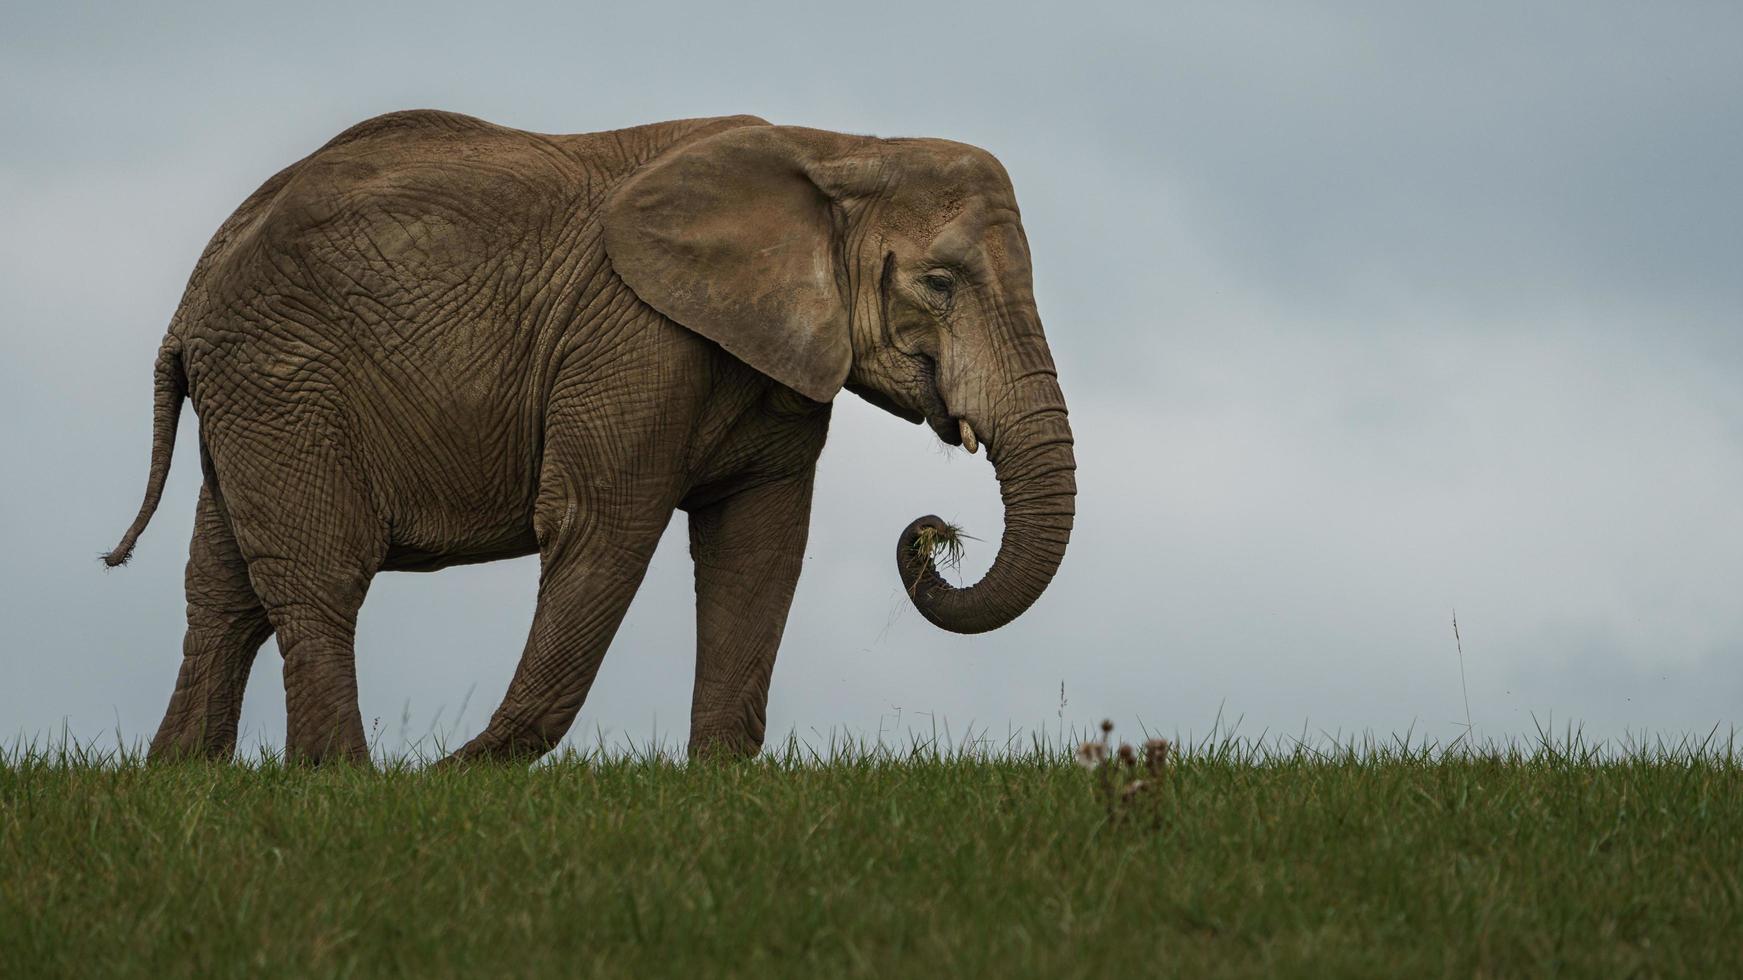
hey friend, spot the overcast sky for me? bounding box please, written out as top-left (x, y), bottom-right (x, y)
top-left (4, 2), bottom-right (1739, 757)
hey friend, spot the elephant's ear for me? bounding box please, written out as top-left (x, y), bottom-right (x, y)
top-left (602, 125), bottom-right (863, 403)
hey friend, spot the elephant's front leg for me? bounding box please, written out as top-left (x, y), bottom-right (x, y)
top-left (686, 472), bottom-right (817, 759)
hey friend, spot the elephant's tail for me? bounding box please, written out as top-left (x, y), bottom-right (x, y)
top-left (104, 335), bottom-right (186, 567)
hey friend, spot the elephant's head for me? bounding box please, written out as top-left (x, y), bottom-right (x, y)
top-left (603, 122), bottom-right (1075, 634)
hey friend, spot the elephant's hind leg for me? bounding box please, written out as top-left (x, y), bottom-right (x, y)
top-left (149, 484), bottom-right (273, 763)
top-left (214, 413), bottom-right (386, 766)
top-left (446, 383), bottom-right (682, 764)
top-left (447, 477), bottom-right (673, 763)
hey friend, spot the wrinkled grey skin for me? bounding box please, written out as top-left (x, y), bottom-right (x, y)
top-left (106, 111), bottom-right (1075, 764)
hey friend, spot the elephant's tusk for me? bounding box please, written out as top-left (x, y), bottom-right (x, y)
top-left (959, 419), bottom-right (979, 455)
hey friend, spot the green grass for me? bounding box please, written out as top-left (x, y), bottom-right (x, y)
top-left (2, 732), bottom-right (1740, 978)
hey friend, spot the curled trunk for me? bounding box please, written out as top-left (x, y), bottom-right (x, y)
top-left (897, 385), bottom-right (1076, 633)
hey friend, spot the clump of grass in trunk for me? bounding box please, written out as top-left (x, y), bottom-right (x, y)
top-left (913, 521), bottom-right (970, 571)
top-left (909, 521), bottom-right (976, 594)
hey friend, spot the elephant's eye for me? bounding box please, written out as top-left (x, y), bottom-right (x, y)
top-left (918, 273), bottom-right (954, 297)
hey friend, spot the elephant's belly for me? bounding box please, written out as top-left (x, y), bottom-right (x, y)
top-left (349, 361), bottom-right (547, 572)
top-left (371, 464), bottom-right (542, 572)
top-left (380, 526), bottom-right (539, 572)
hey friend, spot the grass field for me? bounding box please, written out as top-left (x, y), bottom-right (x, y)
top-left (3, 731), bottom-right (1740, 978)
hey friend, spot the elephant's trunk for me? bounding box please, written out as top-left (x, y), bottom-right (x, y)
top-left (897, 375), bottom-right (1076, 634)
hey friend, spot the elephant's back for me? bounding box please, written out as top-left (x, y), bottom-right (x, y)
top-left (205, 110), bottom-right (532, 244)
top-left (313, 108), bottom-right (506, 151)
top-left (257, 109), bottom-right (772, 239)
top-left (175, 111), bottom-right (600, 379)
top-left (257, 113), bottom-right (580, 255)
top-left (178, 111), bottom-right (780, 365)
top-left (181, 111), bottom-right (771, 314)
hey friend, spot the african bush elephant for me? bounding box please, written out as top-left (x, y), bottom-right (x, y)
top-left (106, 110), bottom-right (1076, 764)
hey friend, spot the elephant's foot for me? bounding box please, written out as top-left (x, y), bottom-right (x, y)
top-left (687, 711), bottom-right (766, 761)
top-left (439, 715), bottom-right (565, 768)
top-left (148, 722), bottom-right (237, 765)
top-left (283, 700), bottom-right (370, 767)
top-left (284, 724), bottom-right (371, 768)
top-left (687, 731), bottom-right (761, 762)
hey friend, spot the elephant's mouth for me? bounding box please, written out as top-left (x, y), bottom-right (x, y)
top-left (915, 355), bottom-right (973, 450)
top-left (925, 413), bottom-right (982, 454)
top-left (925, 413), bottom-right (960, 445)
top-left (849, 355), bottom-right (978, 451)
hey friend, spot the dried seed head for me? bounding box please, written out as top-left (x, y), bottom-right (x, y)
top-left (1144, 738), bottom-right (1172, 775)
top-left (1100, 719), bottom-right (1114, 735)
top-left (1117, 743), bottom-right (1138, 767)
top-left (1075, 741), bottom-right (1107, 769)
